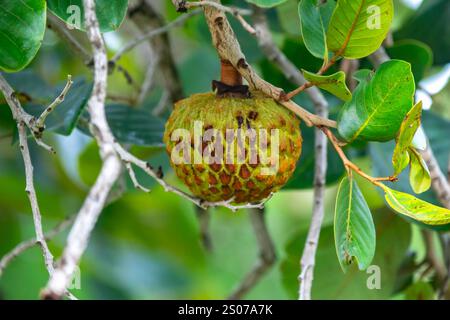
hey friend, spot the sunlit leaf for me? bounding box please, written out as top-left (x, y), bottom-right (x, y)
top-left (383, 186), bottom-right (450, 225)
top-left (303, 69), bottom-right (352, 101)
top-left (298, 0), bottom-right (335, 61)
top-left (337, 60), bottom-right (415, 142)
top-left (0, 0), bottom-right (46, 71)
top-left (326, 0), bottom-right (393, 59)
top-left (334, 175), bottom-right (375, 271)
top-left (392, 101), bottom-right (422, 175)
top-left (48, 0), bottom-right (128, 32)
top-left (408, 147), bottom-right (431, 194)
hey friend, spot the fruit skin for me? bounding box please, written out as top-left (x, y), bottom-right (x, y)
top-left (164, 91), bottom-right (302, 204)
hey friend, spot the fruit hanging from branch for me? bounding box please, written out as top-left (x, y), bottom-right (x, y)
top-left (164, 60), bottom-right (302, 204)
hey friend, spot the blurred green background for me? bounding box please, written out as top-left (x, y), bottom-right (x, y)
top-left (0, 0), bottom-right (449, 299)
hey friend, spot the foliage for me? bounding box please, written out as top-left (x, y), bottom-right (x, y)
top-left (0, 0), bottom-right (449, 300)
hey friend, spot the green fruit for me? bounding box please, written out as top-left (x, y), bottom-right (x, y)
top-left (163, 92), bottom-right (302, 204)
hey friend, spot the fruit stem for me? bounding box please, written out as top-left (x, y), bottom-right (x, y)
top-left (220, 60), bottom-right (243, 87)
top-left (321, 127), bottom-right (397, 188)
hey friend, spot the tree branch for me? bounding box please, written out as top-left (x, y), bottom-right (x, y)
top-left (198, 0), bottom-right (334, 128)
top-left (42, 0), bottom-right (123, 299)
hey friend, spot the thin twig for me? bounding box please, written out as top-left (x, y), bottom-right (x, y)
top-left (228, 208), bottom-right (275, 299)
top-left (0, 73), bottom-right (55, 153)
top-left (171, 0), bottom-right (255, 34)
top-left (35, 75), bottom-right (73, 130)
top-left (17, 122), bottom-right (55, 274)
top-left (322, 127), bottom-right (396, 187)
top-left (114, 142), bottom-right (268, 211)
top-left (125, 162), bottom-right (150, 193)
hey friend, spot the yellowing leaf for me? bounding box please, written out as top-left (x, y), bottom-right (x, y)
top-left (392, 101), bottom-right (423, 175)
top-left (302, 69), bottom-right (352, 101)
top-left (383, 186), bottom-right (450, 225)
top-left (326, 0), bottom-right (394, 59)
top-left (408, 147), bottom-right (431, 194)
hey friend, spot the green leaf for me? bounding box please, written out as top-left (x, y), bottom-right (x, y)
top-left (276, 0), bottom-right (301, 37)
top-left (0, 0), bottom-right (46, 71)
top-left (245, 0), bottom-right (287, 8)
top-left (281, 209), bottom-right (411, 299)
top-left (408, 147), bottom-right (431, 194)
top-left (79, 104), bottom-right (165, 147)
top-left (48, 0), bottom-right (128, 32)
top-left (337, 60), bottom-right (415, 142)
top-left (298, 0), bottom-right (335, 61)
top-left (334, 175), bottom-right (375, 271)
top-left (383, 186), bottom-right (450, 225)
top-left (392, 101), bottom-right (422, 175)
top-left (386, 40), bottom-right (433, 82)
top-left (302, 69), bottom-right (352, 101)
top-left (106, 105), bottom-right (165, 146)
top-left (396, 0), bottom-right (450, 65)
top-left (370, 112), bottom-right (450, 230)
top-left (326, 0), bottom-right (393, 59)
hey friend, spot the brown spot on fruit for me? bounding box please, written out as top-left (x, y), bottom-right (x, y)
top-left (248, 111), bottom-right (258, 120)
top-left (239, 165), bottom-right (251, 179)
top-left (246, 180), bottom-right (255, 189)
top-left (219, 173), bottom-right (231, 185)
top-left (208, 174), bottom-right (218, 185)
top-left (233, 180), bottom-right (242, 190)
top-left (210, 163), bottom-right (222, 172)
top-left (222, 186), bottom-right (231, 195)
top-left (194, 176), bottom-right (203, 186)
top-left (210, 187), bottom-right (219, 194)
top-left (226, 164), bottom-right (236, 173)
